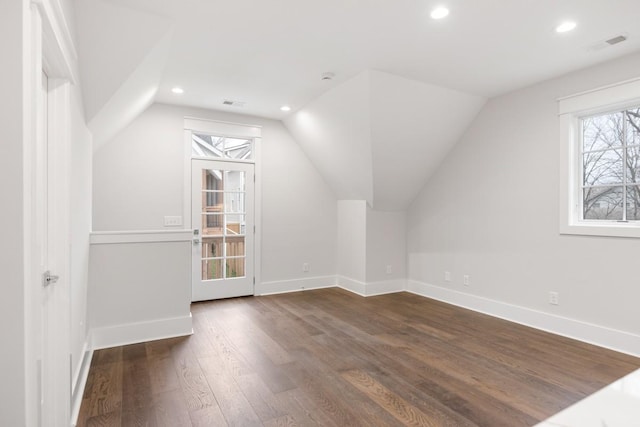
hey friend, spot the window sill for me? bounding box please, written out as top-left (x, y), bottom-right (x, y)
top-left (560, 221), bottom-right (640, 238)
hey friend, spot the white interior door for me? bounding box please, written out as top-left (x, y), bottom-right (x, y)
top-left (37, 71), bottom-right (70, 426)
top-left (192, 159), bottom-right (255, 301)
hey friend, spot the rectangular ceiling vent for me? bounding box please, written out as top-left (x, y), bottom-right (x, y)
top-left (606, 35), bottom-right (627, 45)
top-left (588, 33), bottom-right (628, 52)
top-left (222, 99), bottom-right (246, 108)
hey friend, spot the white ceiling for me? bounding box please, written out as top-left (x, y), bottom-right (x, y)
top-left (78, 0), bottom-right (640, 121)
top-left (284, 70), bottom-right (485, 209)
top-left (76, 0), bottom-right (640, 207)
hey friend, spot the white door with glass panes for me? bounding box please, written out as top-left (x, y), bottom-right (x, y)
top-left (192, 159), bottom-right (254, 301)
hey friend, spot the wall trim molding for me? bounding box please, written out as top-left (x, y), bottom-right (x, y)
top-left (90, 230), bottom-right (192, 244)
top-left (363, 279), bottom-right (407, 296)
top-left (336, 275), bottom-right (367, 296)
top-left (257, 276), bottom-right (405, 297)
top-left (406, 279), bottom-right (640, 357)
top-left (257, 275), bottom-right (337, 296)
top-left (70, 343), bottom-right (93, 427)
top-left (90, 314), bottom-right (193, 350)
top-left (336, 276), bottom-right (406, 297)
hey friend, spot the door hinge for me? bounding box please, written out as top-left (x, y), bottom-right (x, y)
top-left (253, 277), bottom-right (255, 285)
top-left (254, 225), bottom-right (256, 234)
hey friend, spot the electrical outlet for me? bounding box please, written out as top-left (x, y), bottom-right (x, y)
top-left (463, 275), bottom-right (470, 286)
top-left (549, 291), bottom-right (559, 305)
top-left (445, 271), bottom-right (451, 282)
top-left (386, 265), bottom-right (392, 274)
top-left (302, 263), bottom-right (310, 273)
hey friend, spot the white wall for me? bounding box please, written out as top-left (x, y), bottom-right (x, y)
top-left (407, 52), bottom-right (640, 355)
top-left (366, 208), bottom-right (406, 285)
top-left (337, 200), bottom-right (368, 284)
top-left (336, 202), bottom-right (407, 295)
top-left (69, 83), bottom-right (92, 389)
top-left (369, 70), bottom-right (485, 210)
top-left (0, 1), bottom-right (26, 424)
top-left (89, 234), bottom-right (192, 349)
top-left (92, 103), bottom-right (338, 287)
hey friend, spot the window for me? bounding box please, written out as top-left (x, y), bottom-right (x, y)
top-left (192, 133), bottom-right (253, 160)
top-left (559, 77), bottom-right (640, 238)
top-left (582, 108), bottom-right (640, 221)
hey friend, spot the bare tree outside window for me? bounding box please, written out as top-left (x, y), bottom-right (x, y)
top-left (582, 107), bottom-right (640, 221)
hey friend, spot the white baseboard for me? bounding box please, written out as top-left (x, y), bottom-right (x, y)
top-left (256, 275), bottom-right (337, 296)
top-left (364, 279), bottom-right (407, 296)
top-left (90, 313), bottom-right (193, 350)
top-left (336, 275), bottom-right (367, 296)
top-left (336, 276), bottom-right (406, 297)
top-left (70, 343), bottom-right (93, 427)
top-left (407, 280), bottom-right (640, 357)
top-left (258, 275), bottom-right (405, 298)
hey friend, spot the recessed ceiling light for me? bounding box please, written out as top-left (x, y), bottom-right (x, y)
top-left (280, 105), bottom-right (291, 112)
top-left (430, 7), bottom-right (449, 20)
top-left (171, 87), bottom-right (184, 94)
top-left (556, 21), bottom-right (577, 33)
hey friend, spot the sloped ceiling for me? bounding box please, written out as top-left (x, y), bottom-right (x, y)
top-left (74, 0), bottom-right (640, 207)
top-left (284, 70), bottom-right (486, 210)
top-left (75, 0), bottom-right (173, 147)
top-left (283, 72), bottom-right (374, 206)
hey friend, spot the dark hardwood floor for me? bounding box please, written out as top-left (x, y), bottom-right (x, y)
top-left (77, 288), bottom-right (640, 426)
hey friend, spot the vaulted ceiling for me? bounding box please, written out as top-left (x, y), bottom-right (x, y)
top-left (76, 0), bottom-right (640, 205)
top-left (283, 70), bottom-right (485, 209)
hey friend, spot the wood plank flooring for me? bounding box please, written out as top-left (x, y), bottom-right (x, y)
top-left (77, 288), bottom-right (640, 426)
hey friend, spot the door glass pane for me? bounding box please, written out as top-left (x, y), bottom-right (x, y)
top-left (226, 257), bottom-right (245, 278)
top-left (202, 237), bottom-right (223, 258)
top-left (225, 214), bottom-right (245, 235)
top-left (203, 191), bottom-right (223, 209)
top-left (224, 170), bottom-right (245, 191)
top-left (202, 214), bottom-right (224, 235)
top-left (202, 259), bottom-right (223, 280)
top-left (224, 193), bottom-right (245, 214)
top-left (225, 236), bottom-right (245, 257)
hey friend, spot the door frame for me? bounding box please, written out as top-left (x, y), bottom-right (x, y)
top-left (191, 159), bottom-right (255, 301)
top-left (27, 1), bottom-right (77, 425)
top-left (183, 118), bottom-right (262, 298)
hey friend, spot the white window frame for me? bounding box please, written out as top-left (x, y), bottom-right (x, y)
top-left (559, 77), bottom-right (640, 238)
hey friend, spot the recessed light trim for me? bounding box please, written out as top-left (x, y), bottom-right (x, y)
top-left (556, 21), bottom-right (577, 33)
top-left (280, 105), bottom-right (291, 112)
top-left (171, 87), bottom-right (184, 94)
top-left (430, 7), bottom-right (449, 20)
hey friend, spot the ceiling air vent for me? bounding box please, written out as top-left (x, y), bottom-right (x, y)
top-left (222, 99), bottom-right (246, 108)
top-left (606, 35), bottom-right (627, 45)
top-left (588, 33), bottom-right (629, 52)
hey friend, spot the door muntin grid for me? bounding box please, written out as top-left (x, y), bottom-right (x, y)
top-left (200, 168), bottom-right (246, 280)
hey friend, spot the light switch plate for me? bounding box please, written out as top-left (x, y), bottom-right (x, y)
top-left (164, 216), bottom-right (183, 227)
